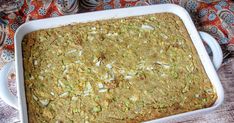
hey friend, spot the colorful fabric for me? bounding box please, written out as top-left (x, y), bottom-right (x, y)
top-left (0, 0), bottom-right (234, 122)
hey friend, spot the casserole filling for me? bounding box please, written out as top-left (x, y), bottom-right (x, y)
top-left (22, 13), bottom-right (217, 122)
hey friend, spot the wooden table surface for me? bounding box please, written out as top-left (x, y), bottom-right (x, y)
top-left (0, 58), bottom-right (234, 123)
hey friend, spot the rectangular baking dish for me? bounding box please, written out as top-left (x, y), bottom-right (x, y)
top-left (9, 4), bottom-right (224, 123)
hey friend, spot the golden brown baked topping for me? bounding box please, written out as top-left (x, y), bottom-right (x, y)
top-left (22, 13), bottom-right (217, 123)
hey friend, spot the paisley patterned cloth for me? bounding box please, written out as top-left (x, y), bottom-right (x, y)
top-left (0, 0), bottom-right (234, 122)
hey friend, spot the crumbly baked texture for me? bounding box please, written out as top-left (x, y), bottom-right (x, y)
top-left (22, 13), bottom-right (217, 123)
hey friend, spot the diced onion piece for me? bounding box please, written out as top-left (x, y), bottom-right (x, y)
top-left (96, 60), bottom-right (101, 66)
top-left (91, 27), bottom-right (96, 30)
top-left (50, 92), bottom-right (55, 96)
top-left (97, 83), bottom-right (104, 88)
top-left (124, 75), bottom-right (133, 80)
top-left (129, 95), bottom-right (138, 102)
top-left (39, 99), bottom-right (49, 106)
top-left (106, 64), bottom-right (112, 69)
top-left (72, 96), bottom-right (78, 101)
top-left (38, 75), bottom-right (44, 80)
top-left (67, 49), bottom-right (77, 54)
top-left (79, 51), bottom-right (83, 56)
top-left (84, 82), bottom-right (93, 96)
top-left (141, 24), bottom-right (154, 30)
top-left (59, 92), bottom-right (69, 97)
top-left (34, 60), bottom-right (38, 65)
top-left (29, 76), bottom-right (34, 80)
top-left (47, 64), bottom-right (52, 68)
top-left (32, 95), bottom-right (38, 101)
top-left (57, 80), bottom-right (65, 88)
top-left (155, 61), bottom-right (170, 69)
top-left (99, 88), bottom-right (107, 93)
top-left (75, 60), bottom-right (81, 64)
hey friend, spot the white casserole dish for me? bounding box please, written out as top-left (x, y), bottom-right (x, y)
top-left (0, 4), bottom-right (224, 123)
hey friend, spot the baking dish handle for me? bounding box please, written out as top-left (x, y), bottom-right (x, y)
top-left (0, 61), bottom-right (18, 109)
top-left (199, 31), bottom-right (223, 70)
